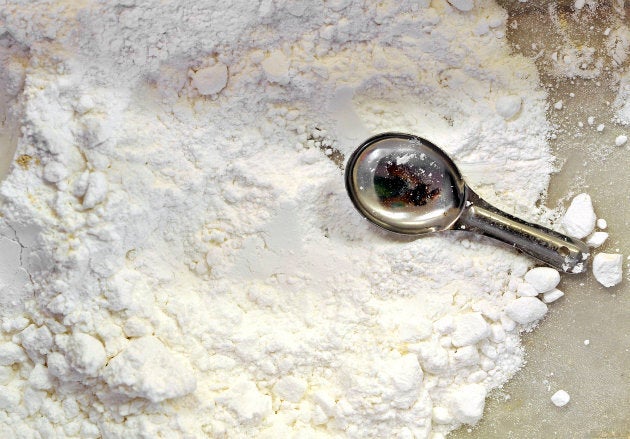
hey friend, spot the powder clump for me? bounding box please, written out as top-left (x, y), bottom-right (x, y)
top-left (561, 193), bottom-right (597, 239)
top-left (592, 253), bottom-right (623, 287)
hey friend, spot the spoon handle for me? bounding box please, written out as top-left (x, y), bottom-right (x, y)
top-left (455, 188), bottom-right (589, 273)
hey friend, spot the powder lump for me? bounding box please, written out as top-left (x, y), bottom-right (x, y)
top-left (586, 231), bottom-right (609, 248)
top-left (524, 267), bottom-right (561, 294)
top-left (592, 253), bottom-right (623, 287)
top-left (542, 289), bottom-right (565, 304)
top-left (504, 297), bottom-right (548, 325)
top-left (561, 193), bottom-right (596, 239)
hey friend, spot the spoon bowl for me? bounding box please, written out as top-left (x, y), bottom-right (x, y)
top-left (345, 133), bottom-right (590, 273)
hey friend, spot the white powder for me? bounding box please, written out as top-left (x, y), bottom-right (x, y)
top-left (0, 1), bottom-right (580, 438)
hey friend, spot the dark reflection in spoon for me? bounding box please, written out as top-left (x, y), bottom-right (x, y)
top-left (374, 162), bottom-right (441, 208)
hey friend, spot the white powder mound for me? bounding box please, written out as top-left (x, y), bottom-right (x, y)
top-left (561, 193), bottom-right (597, 239)
top-left (0, 1), bottom-right (559, 438)
top-left (592, 253), bottom-right (624, 287)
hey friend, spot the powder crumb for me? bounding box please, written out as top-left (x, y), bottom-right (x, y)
top-left (551, 389), bottom-right (570, 407)
top-left (216, 380), bottom-right (272, 424)
top-left (596, 124), bottom-right (605, 132)
top-left (554, 100), bottom-right (563, 110)
top-left (516, 282), bottom-right (539, 297)
top-left (272, 376), bottom-right (307, 403)
top-left (449, 384), bottom-right (486, 424)
top-left (592, 253), bottom-right (623, 287)
top-left (191, 63), bottom-right (229, 96)
top-left (561, 193), bottom-right (597, 239)
top-left (0, 342), bottom-right (27, 366)
top-left (505, 297), bottom-right (548, 325)
top-left (596, 218), bottom-right (608, 229)
top-left (82, 172), bottom-right (108, 209)
top-left (42, 162), bottom-right (68, 183)
top-left (583, 339), bottom-right (590, 346)
top-left (451, 313), bottom-right (491, 347)
top-left (103, 336), bottom-right (196, 403)
top-left (542, 289), bottom-right (565, 304)
top-left (495, 95), bottom-right (522, 119)
top-left (586, 231), bottom-right (609, 248)
top-left (55, 333), bottom-right (106, 377)
top-left (524, 267), bottom-right (561, 293)
top-left (28, 363), bottom-right (53, 390)
top-left (261, 50), bottom-right (291, 84)
top-left (587, 116), bottom-right (595, 125)
top-left (614, 134), bottom-right (628, 146)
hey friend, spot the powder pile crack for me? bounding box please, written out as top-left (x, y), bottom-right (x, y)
top-left (0, 1), bottom-right (591, 438)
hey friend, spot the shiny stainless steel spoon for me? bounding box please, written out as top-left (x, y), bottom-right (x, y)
top-left (345, 132), bottom-right (589, 273)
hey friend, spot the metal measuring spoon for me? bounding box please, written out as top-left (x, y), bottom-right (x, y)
top-left (345, 132), bottom-right (589, 273)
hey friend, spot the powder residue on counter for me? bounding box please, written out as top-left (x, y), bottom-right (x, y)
top-left (0, 1), bottom-right (600, 438)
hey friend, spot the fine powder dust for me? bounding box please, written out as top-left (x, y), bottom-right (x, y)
top-left (0, 1), bottom-right (575, 438)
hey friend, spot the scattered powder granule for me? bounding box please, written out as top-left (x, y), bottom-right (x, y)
top-left (586, 231), bottom-right (609, 248)
top-left (542, 289), bottom-right (565, 304)
top-left (551, 390), bottom-right (571, 407)
top-left (614, 134), bottom-right (627, 146)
